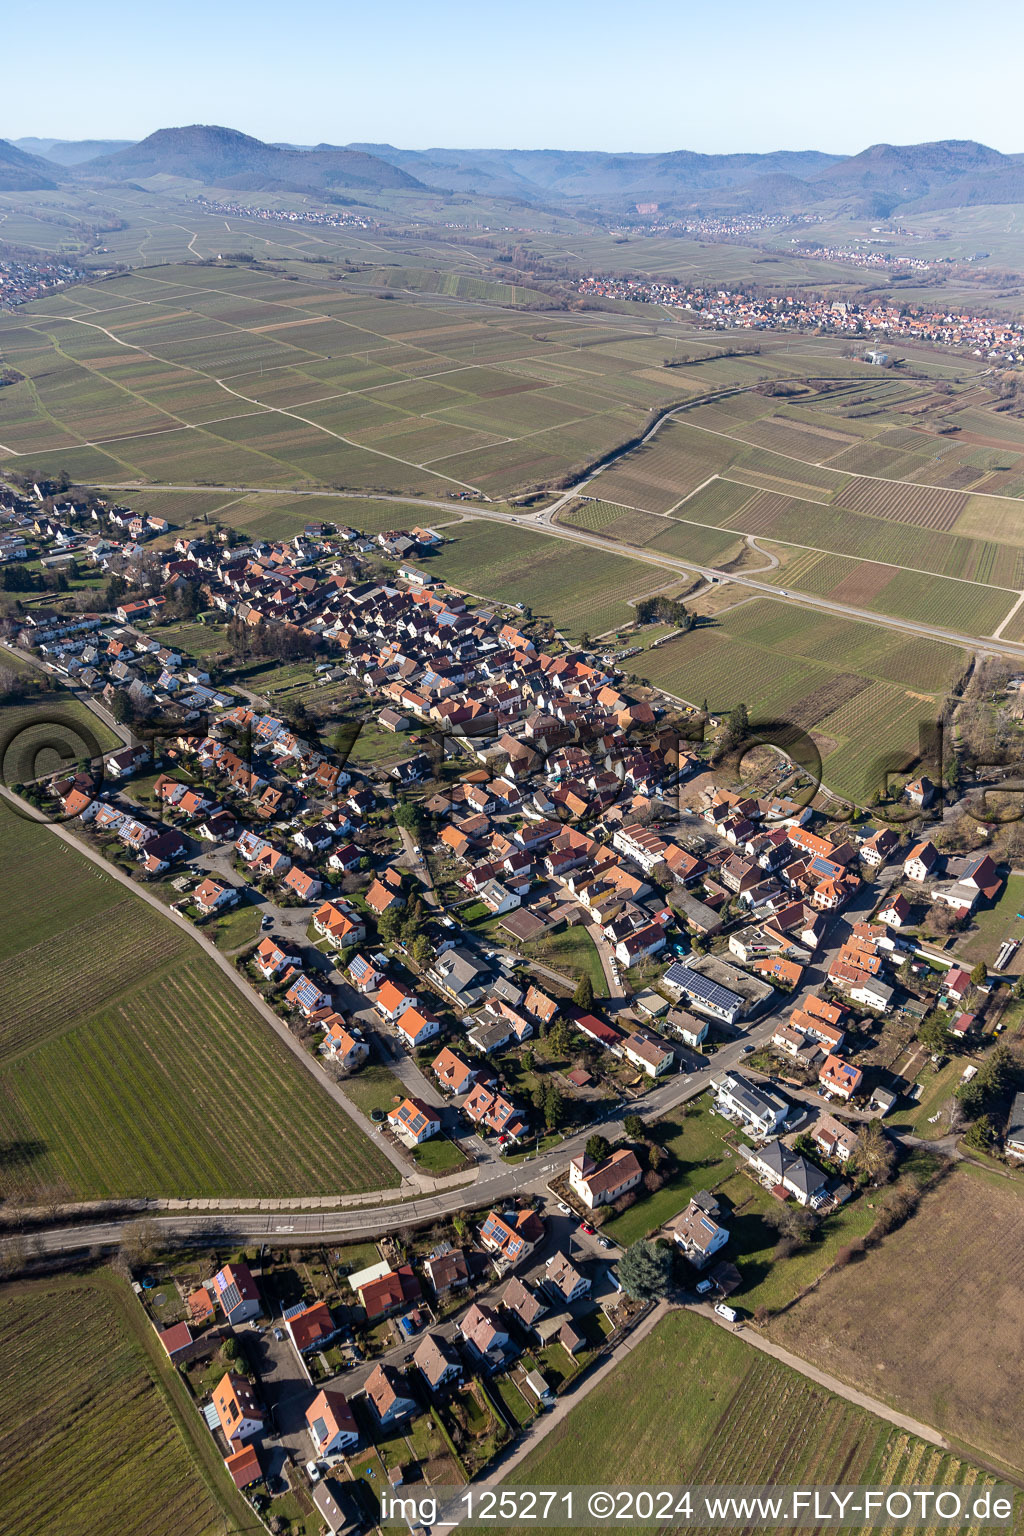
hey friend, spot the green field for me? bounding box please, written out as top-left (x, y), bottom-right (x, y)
top-left (501, 1310), bottom-right (999, 1532)
top-left (0, 802), bottom-right (398, 1199)
top-left (426, 520), bottom-right (666, 637)
top-left (638, 598), bottom-right (966, 806)
top-left (0, 696), bottom-right (120, 784)
top-left (0, 1268), bottom-right (246, 1536)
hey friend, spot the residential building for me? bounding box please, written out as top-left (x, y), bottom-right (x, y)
top-left (210, 1263), bottom-right (261, 1325)
top-left (387, 1097), bottom-right (441, 1146)
top-left (363, 1364), bottom-right (417, 1426)
top-left (713, 1072), bottom-right (789, 1137)
top-left (621, 1030), bottom-right (674, 1077)
top-left (212, 1371), bottom-right (264, 1444)
top-left (568, 1148), bottom-right (643, 1209)
top-left (413, 1333), bottom-right (462, 1393)
top-left (810, 1114), bottom-right (860, 1164)
top-left (743, 1139), bottom-right (829, 1206)
top-left (459, 1302), bottom-right (512, 1367)
top-left (665, 1196), bottom-right (729, 1268)
top-left (306, 1389), bottom-right (359, 1457)
top-left (357, 1265), bottom-right (422, 1321)
top-left (431, 1046), bottom-right (477, 1095)
top-left (543, 1253), bottom-right (590, 1305)
top-left (286, 1301), bottom-right (339, 1354)
top-left (819, 1054), bottom-right (863, 1101)
top-left (663, 962), bottom-right (745, 1025)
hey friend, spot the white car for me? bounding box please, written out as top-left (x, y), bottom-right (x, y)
top-left (306, 1461), bottom-right (321, 1484)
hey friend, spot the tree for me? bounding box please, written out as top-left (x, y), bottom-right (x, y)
top-left (919, 1012), bottom-right (952, 1053)
top-left (586, 1133), bottom-right (609, 1163)
top-left (573, 973), bottom-right (594, 1011)
top-left (854, 1120), bottom-right (896, 1186)
top-left (104, 573), bottom-right (127, 610)
top-left (623, 1113), bottom-right (646, 1141)
top-left (543, 1084), bottom-right (563, 1130)
top-left (549, 1017), bottom-right (572, 1058)
top-left (763, 1203), bottom-right (817, 1249)
top-left (377, 908), bottom-right (401, 946)
top-left (394, 800), bottom-right (423, 838)
top-left (963, 1114), bottom-right (994, 1151)
top-left (109, 690), bottom-right (133, 725)
top-left (411, 934), bottom-right (433, 969)
top-left (970, 962), bottom-right (988, 988)
top-left (617, 1239), bottom-right (673, 1301)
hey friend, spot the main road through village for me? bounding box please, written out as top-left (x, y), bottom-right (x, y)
top-left (0, 757), bottom-right (882, 1261)
top-left (2, 369), bottom-right (991, 1256)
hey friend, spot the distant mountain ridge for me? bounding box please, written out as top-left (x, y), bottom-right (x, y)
top-left (5, 127), bottom-right (1024, 216)
top-left (77, 125), bottom-right (424, 193)
top-left (13, 137), bottom-right (136, 166)
top-left (0, 138), bottom-right (58, 191)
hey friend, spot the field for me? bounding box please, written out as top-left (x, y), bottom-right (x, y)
top-left (0, 1268), bottom-right (245, 1536)
top-left (771, 1170), bottom-right (1024, 1475)
top-left (424, 520), bottom-right (667, 637)
top-left (637, 598), bottom-right (966, 806)
top-left (0, 695), bottom-right (120, 784)
top-left (499, 1310), bottom-right (1001, 1533)
top-left (0, 802), bottom-right (398, 1199)
top-left (954, 873), bottom-right (1024, 964)
top-left (0, 263), bottom-right (713, 500)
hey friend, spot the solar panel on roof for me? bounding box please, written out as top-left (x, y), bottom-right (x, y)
top-left (666, 964), bottom-right (741, 1009)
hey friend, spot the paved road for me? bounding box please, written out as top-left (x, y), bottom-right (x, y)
top-left (80, 480), bottom-right (1024, 660)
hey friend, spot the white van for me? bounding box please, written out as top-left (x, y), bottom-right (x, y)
top-left (714, 1302), bottom-right (738, 1323)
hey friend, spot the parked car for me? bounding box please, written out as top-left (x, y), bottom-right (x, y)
top-left (273, 1327), bottom-right (285, 1342)
top-left (306, 1461), bottom-right (321, 1485)
top-left (696, 1278), bottom-right (714, 1295)
top-left (714, 1302), bottom-right (738, 1322)
top-left (580, 1222), bottom-right (595, 1235)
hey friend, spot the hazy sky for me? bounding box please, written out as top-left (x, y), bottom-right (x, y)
top-left (8, 0), bottom-right (1024, 154)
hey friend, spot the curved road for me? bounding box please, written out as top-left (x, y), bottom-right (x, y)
top-left (83, 479), bottom-right (1024, 661)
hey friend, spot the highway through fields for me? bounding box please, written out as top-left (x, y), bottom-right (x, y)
top-left (85, 479), bottom-right (1024, 661)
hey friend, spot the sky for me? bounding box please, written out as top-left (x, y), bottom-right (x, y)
top-left (7, 0), bottom-right (1024, 155)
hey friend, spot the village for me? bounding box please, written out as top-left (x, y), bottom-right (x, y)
top-left (575, 273), bottom-right (1024, 360)
top-left (4, 479), bottom-right (1024, 1529)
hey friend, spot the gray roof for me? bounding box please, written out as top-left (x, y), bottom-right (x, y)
top-left (1007, 1091), bottom-right (1024, 1146)
top-left (749, 1138), bottom-right (827, 1199)
top-left (717, 1071), bottom-right (789, 1123)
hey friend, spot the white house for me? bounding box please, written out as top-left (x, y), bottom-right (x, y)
top-left (665, 1198), bottom-right (729, 1268)
top-left (568, 1148), bottom-right (643, 1209)
top-left (713, 1072), bottom-right (789, 1137)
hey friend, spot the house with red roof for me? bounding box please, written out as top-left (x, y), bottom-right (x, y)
top-left (819, 1054), bottom-right (863, 1101)
top-left (306, 1389), bottom-right (359, 1457)
top-left (194, 877), bottom-right (239, 916)
top-left (286, 1300), bottom-right (339, 1355)
top-left (313, 900), bottom-right (365, 948)
top-left (374, 979), bottom-right (417, 1023)
top-left (210, 1262), bottom-right (261, 1325)
top-left (224, 1444), bottom-right (263, 1490)
top-left (396, 1006), bottom-right (440, 1049)
top-left (388, 1096), bottom-right (441, 1146)
top-left (357, 1265), bottom-right (422, 1321)
top-left (431, 1046), bottom-right (477, 1095)
top-left (213, 1371), bottom-right (264, 1443)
